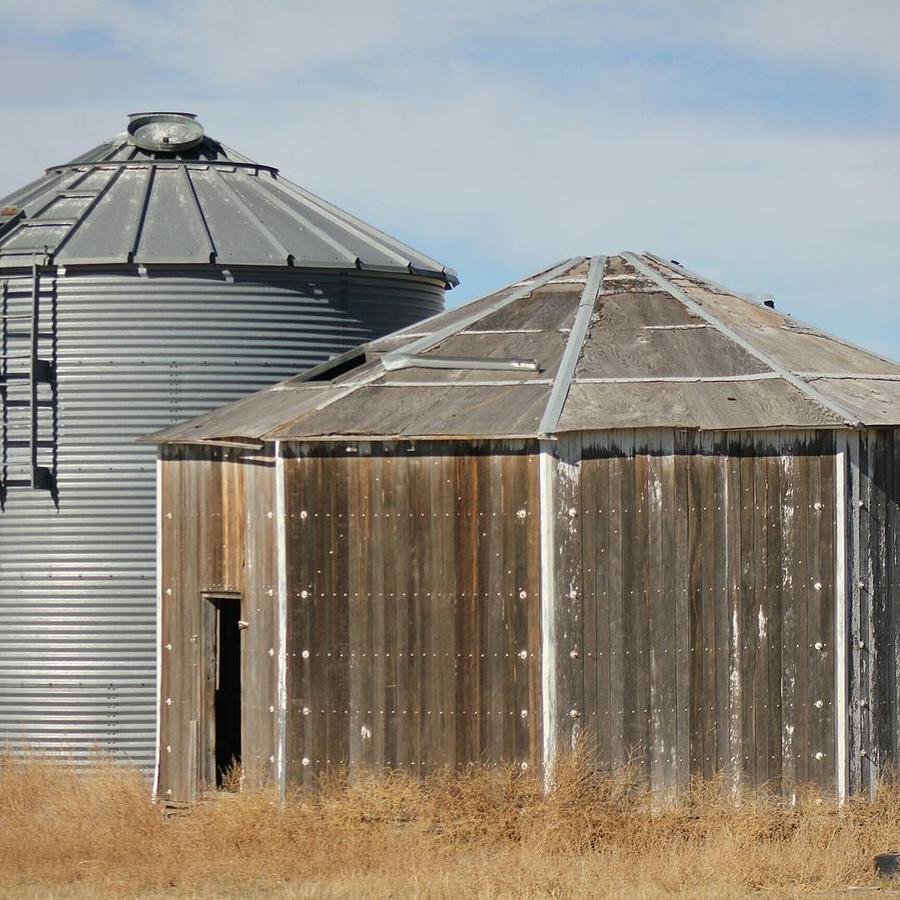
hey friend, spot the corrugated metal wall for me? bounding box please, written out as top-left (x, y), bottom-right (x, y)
top-left (0, 266), bottom-right (443, 772)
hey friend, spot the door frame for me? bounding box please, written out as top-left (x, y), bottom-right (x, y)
top-left (199, 590), bottom-right (243, 792)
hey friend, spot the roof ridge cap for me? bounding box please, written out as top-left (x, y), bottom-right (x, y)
top-left (539, 255), bottom-right (605, 436)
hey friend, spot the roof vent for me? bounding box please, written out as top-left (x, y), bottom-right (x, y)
top-left (126, 112), bottom-right (204, 152)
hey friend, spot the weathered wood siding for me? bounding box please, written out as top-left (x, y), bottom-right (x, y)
top-left (282, 441), bottom-right (542, 785)
top-left (158, 445), bottom-right (278, 802)
top-left (852, 428), bottom-right (900, 795)
top-left (551, 429), bottom-right (838, 796)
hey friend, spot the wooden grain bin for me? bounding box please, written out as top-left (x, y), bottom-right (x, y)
top-left (149, 252), bottom-right (900, 804)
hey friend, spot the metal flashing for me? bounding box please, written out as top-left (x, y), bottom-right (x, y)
top-left (382, 353), bottom-right (540, 373)
top-left (538, 255), bottom-right (605, 436)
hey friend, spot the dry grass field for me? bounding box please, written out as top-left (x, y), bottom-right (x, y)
top-left (2, 749), bottom-right (900, 899)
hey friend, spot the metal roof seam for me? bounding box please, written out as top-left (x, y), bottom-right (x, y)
top-left (128, 166), bottom-right (155, 263)
top-left (212, 168), bottom-right (292, 263)
top-left (623, 251), bottom-right (861, 427)
top-left (50, 167), bottom-right (125, 260)
top-left (272, 176), bottom-right (413, 269)
top-left (180, 166), bottom-right (218, 262)
top-left (242, 174), bottom-right (358, 265)
top-left (538, 254), bottom-right (606, 436)
top-left (276, 176), bottom-right (449, 275)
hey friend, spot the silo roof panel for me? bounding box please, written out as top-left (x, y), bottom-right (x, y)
top-left (57, 168), bottom-right (149, 263)
top-left (0, 114), bottom-right (456, 284)
top-left (136, 168), bottom-right (217, 264)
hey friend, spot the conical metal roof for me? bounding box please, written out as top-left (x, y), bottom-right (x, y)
top-left (0, 112), bottom-right (457, 283)
top-left (149, 251), bottom-right (900, 443)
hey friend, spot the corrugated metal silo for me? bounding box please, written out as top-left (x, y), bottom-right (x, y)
top-left (0, 112), bottom-right (455, 772)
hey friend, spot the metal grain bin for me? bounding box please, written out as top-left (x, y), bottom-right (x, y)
top-left (0, 112), bottom-right (454, 771)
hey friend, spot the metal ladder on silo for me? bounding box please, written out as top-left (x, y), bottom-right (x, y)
top-left (1, 257), bottom-right (55, 494)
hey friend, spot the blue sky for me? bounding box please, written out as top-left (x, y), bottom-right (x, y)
top-left (2, 0), bottom-right (899, 358)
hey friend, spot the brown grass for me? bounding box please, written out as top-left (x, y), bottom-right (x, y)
top-left (1, 748), bottom-right (899, 898)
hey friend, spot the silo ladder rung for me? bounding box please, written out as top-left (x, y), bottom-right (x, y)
top-left (1, 262), bottom-right (56, 492)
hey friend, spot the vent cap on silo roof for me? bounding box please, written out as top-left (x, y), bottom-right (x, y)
top-left (127, 112), bottom-right (205, 152)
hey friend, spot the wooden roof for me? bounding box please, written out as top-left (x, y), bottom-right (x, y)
top-left (149, 252), bottom-right (900, 443)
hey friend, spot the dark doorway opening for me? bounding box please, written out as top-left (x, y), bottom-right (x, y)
top-left (204, 594), bottom-right (242, 790)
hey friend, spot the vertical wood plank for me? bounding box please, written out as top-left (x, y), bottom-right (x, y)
top-left (607, 431), bottom-right (629, 769)
top-left (737, 435), bottom-right (756, 788)
top-left (553, 434), bottom-right (584, 758)
top-left (649, 430), bottom-right (678, 799)
top-left (580, 439), bottom-right (600, 765)
top-left (632, 433), bottom-right (651, 781)
top-left (673, 431), bottom-right (692, 796)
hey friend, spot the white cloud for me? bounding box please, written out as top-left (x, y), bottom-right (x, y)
top-left (0, 0), bottom-right (898, 356)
